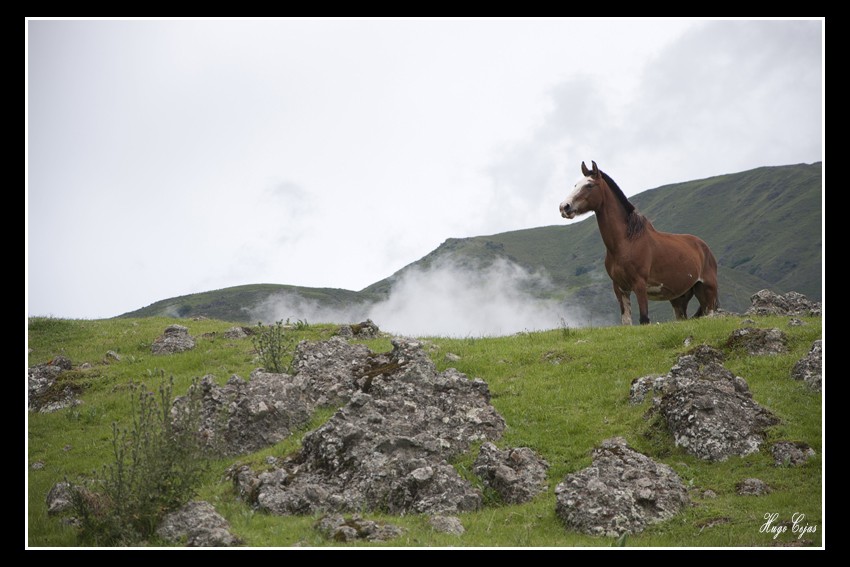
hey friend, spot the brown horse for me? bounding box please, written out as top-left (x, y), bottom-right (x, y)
top-left (559, 161), bottom-right (719, 325)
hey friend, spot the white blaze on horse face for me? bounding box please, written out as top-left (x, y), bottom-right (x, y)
top-left (560, 176), bottom-right (594, 219)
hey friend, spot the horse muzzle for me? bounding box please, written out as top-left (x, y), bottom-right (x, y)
top-left (560, 204), bottom-right (576, 219)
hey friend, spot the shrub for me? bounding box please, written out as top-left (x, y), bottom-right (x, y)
top-left (251, 320), bottom-right (297, 373)
top-left (71, 374), bottom-right (208, 546)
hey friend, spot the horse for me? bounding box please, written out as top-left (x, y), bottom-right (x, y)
top-left (559, 161), bottom-right (719, 325)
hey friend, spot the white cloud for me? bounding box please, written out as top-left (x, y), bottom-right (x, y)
top-left (250, 257), bottom-right (589, 337)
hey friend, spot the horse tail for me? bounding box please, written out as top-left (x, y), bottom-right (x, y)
top-left (689, 236), bottom-right (720, 314)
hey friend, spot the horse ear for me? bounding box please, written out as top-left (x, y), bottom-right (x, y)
top-left (581, 161), bottom-right (590, 177)
top-left (591, 161), bottom-right (599, 177)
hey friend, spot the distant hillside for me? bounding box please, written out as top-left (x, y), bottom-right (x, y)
top-left (120, 284), bottom-right (382, 323)
top-left (119, 162), bottom-right (822, 326)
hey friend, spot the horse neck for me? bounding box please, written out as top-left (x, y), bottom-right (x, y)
top-left (594, 187), bottom-right (632, 254)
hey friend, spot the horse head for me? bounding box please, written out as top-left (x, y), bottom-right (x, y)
top-left (560, 160), bottom-right (603, 219)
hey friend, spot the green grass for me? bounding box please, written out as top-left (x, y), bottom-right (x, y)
top-left (27, 314), bottom-right (823, 548)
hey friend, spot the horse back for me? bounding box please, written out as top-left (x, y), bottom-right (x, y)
top-left (649, 229), bottom-right (718, 282)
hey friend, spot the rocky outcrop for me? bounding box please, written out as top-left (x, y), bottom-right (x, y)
top-left (791, 340), bottom-right (822, 392)
top-left (314, 514), bottom-right (404, 542)
top-left (156, 501), bottom-right (242, 547)
top-left (554, 437), bottom-right (690, 537)
top-left (230, 338), bottom-right (506, 516)
top-left (289, 337), bottom-right (374, 407)
top-left (45, 481), bottom-right (74, 516)
top-left (224, 326), bottom-right (254, 339)
top-left (472, 442), bottom-right (549, 504)
top-left (151, 325), bottom-right (196, 355)
top-left (736, 478), bottom-right (771, 496)
top-left (429, 515), bottom-right (465, 535)
top-left (173, 373), bottom-right (314, 456)
top-left (746, 290), bottom-right (821, 317)
top-left (28, 356), bottom-right (82, 413)
top-left (630, 345), bottom-right (779, 461)
top-left (336, 319), bottom-right (382, 339)
top-left (658, 349), bottom-right (780, 461)
top-left (771, 441), bottom-right (816, 467)
top-left (629, 374), bottom-right (666, 405)
top-left (725, 327), bottom-right (788, 355)
top-left (171, 337), bottom-right (376, 456)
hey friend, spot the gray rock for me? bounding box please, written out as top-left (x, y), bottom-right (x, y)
top-left (224, 326), bottom-right (253, 339)
top-left (233, 337), bottom-right (506, 516)
top-left (172, 338), bottom-right (377, 457)
top-left (554, 437), bottom-right (690, 537)
top-left (172, 372), bottom-right (313, 456)
top-left (473, 442), bottom-right (549, 504)
top-left (156, 501), bottom-right (241, 547)
top-left (337, 319), bottom-right (382, 339)
top-left (745, 290), bottom-right (821, 317)
top-left (28, 362), bottom-right (64, 407)
top-left (791, 340), bottom-right (822, 392)
top-left (658, 353), bottom-right (779, 461)
top-left (45, 481), bottom-right (74, 515)
top-left (336, 325), bottom-right (353, 338)
top-left (315, 514), bottom-right (404, 542)
top-left (736, 478), bottom-right (771, 496)
top-left (429, 515), bottom-right (465, 535)
top-left (771, 441), bottom-right (816, 467)
top-left (290, 337), bottom-right (374, 407)
top-left (50, 356), bottom-right (73, 371)
top-left (28, 357), bottom-right (81, 413)
top-left (629, 375), bottom-right (665, 405)
top-left (725, 327), bottom-right (788, 355)
top-left (631, 345), bottom-right (726, 405)
top-left (151, 325), bottom-right (196, 355)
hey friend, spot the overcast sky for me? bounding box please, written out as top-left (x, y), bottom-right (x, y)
top-left (26, 18), bottom-right (823, 322)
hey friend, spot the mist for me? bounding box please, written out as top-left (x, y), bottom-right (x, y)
top-left (248, 258), bottom-right (590, 337)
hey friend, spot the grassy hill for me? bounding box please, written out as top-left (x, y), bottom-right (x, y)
top-left (27, 314), bottom-right (823, 548)
top-left (120, 284), bottom-right (382, 323)
top-left (118, 162), bottom-right (822, 326)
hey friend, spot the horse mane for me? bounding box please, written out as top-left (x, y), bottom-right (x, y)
top-left (600, 170), bottom-right (649, 240)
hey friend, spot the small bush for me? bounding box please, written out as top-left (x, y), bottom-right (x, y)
top-left (71, 374), bottom-right (208, 546)
top-left (251, 320), bottom-right (297, 373)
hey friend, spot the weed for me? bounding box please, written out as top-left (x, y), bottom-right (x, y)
top-left (251, 320), bottom-right (297, 373)
top-left (559, 317), bottom-right (575, 339)
top-left (69, 374), bottom-right (208, 546)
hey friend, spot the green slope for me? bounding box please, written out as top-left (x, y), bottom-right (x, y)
top-left (118, 284), bottom-right (381, 322)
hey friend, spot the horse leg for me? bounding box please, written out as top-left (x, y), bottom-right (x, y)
top-left (670, 288), bottom-right (694, 320)
top-left (613, 283), bottom-right (632, 325)
top-left (692, 280), bottom-right (719, 318)
top-left (634, 283), bottom-right (651, 325)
